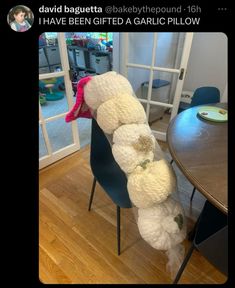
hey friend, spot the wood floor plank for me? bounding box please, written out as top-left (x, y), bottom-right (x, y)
top-left (40, 212), bottom-right (99, 284)
top-left (40, 189), bottom-right (76, 227)
top-left (39, 260), bottom-right (59, 284)
top-left (46, 235), bottom-right (99, 283)
top-left (39, 145), bottom-right (227, 284)
top-left (39, 247), bottom-right (72, 284)
top-left (40, 201), bottom-right (129, 283)
top-left (72, 225), bottom-right (146, 284)
top-left (72, 205), bottom-right (173, 283)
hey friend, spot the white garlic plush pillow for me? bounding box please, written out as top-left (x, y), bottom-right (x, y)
top-left (137, 197), bottom-right (186, 251)
top-left (97, 93), bottom-right (147, 134)
top-left (84, 71), bottom-right (134, 110)
top-left (127, 159), bottom-right (176, 208)
top-left (112, 124), bottom-right (156, 174)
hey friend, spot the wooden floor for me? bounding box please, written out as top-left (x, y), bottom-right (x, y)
top-left (39, 145), bottom-right (227, 284)
top-left (150, 111), bottom-right (171, 133)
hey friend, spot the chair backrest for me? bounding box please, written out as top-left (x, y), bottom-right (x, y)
top-left (90, 118), bottom-right (114, 167)
top-left (90, 118), bottom-right (132, 208)
top-left (194, 201), bottom-right (228, 276)
top-left (190, 87), bottom-right (220, 107)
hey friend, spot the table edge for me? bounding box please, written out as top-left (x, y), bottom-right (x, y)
top-left (167, 116), bottom-right (228, 215)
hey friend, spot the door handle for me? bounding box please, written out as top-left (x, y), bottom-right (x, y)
top-left (179, 68), bottom-right (185, 80)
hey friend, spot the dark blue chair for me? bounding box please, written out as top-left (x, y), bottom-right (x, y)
top-left (88, 118), bottom-right (132, 255)
top-left (173, 200), bottom-right (228, 284)
top-left (190, 86), bottom-right (220, 107)
top-left (178, 86), bottom-right (220, 114)
top-left (176, 86), bottom-right (221, 201)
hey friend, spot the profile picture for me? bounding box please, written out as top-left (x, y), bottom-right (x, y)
top-left (7, 5), bottom-right (34, 32)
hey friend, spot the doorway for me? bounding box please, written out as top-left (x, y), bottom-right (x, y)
top-left (39, 32), bottom-right (115, 169)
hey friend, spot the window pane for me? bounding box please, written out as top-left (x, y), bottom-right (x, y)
top-left (128, 33), bottom-right (154, 66)
top-left (127, 67), bottom-right (151, 114)
top-left (77, 118), bottom-right (91, 148)
top-left (127, 67), bottom-right (150, 97)
top-left (39, 33), bottom-right (62, 74)
top-left (154, 33), bottom-right (185, 69)
top-left (151, 70), bottom-right (177, 104)
top-left (148, 70), bottom-right (178, 131)
top-left (149, 107), bottom-right (172, 134)
top-left (46, 118), bottom-right (73, 152)
top-left (39, 76), bottom-right (69, 118)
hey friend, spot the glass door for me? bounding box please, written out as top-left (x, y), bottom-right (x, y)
top-left (39, 33), bottom-right (80, 169)
top-left (39, 32), bottom-right (116, 169)
top-left (120, 32), bottom-right (193, 141)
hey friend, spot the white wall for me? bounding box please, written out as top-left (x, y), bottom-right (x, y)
top-left (183, 33), bottom-right (227, 102)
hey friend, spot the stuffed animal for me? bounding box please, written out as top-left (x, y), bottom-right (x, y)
top-left (65, 72), bottom-right (186, 275)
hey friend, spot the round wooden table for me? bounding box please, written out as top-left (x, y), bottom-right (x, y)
top-left (167, 103), bottom-right (227, 214)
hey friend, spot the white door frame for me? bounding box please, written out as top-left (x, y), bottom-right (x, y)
top-left (120, 32), bottom-right (194, 141)
top-left (39, 33), bottom-right (80, 169)
top-left (112, 33), bottom-right (120, 72)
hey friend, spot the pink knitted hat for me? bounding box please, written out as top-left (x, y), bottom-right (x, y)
top-left (65, 76), bottom-right (92, 122)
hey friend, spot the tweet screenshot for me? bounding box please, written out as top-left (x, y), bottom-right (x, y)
top-left (4, 0), bottom-right (231, 286)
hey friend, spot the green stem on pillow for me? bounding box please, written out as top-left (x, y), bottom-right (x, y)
top-left (174, 213), bottom-right (184, 230)
top-left (139, 159), bottom-right (151, 169)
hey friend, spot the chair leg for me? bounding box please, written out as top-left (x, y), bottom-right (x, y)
top-left (173, 243), bottom-right (195, 284)
top-left (117, 205), bottom-right (121, 255)
top-left (170, 159), bottom-right (174, 165)
top-left (88, 178), bottom-right (96, 211)
top-left (190, 187), bottom-right (196, 202)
